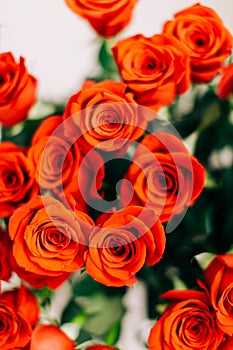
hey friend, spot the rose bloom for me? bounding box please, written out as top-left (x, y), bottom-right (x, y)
top-left (163, 3), bottom-right (233, 83)
top-left (65, 0), bottom-right (138, 38)
top-left (28, 134), bottom-right (81, 191)
top-left (0, 52), bottom-right (37, 127)
top-left (85, 206), bottom-right (165, 287)
top-left (28, 116), bottom-right (76, 191)
top-left (120, 133), bottom-right (206, 223)
top-left (30, 324), bottom-right (75, 350)
top-left (63, 80), bottom-right (147, 155)
top-left (9, 195), bottom-right (94, 278)
top-left (9, 252), bottom-right (70, 289)
top-left (112, 34), bottom-right (190, 111)
top-left (204, 254), bottom-right (233, 336)
top-left (148, 290), bottom-right (224, 350)
top-left (28, 115), bottom-right (105, 212)
top-left (0, 228), bottom-right (12, 281)
top-left (0, 142), bottom-right (37, 217)
top-left (217, 63), bottom-right (233, 99)
top-left (0, 285), bottom-right (39, 350)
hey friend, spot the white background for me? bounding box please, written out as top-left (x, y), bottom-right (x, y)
top-left (1, 0), bottom-right (233, 103)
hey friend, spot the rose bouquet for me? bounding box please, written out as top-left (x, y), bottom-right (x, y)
top-left (0, 1), bottom-right (233, 349)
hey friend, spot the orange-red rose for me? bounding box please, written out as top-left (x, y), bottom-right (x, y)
top-left (0, 52), bottom-right (37, 127)
top-left (9, 252), bottom-right (70, 289)
top-left (65, 0), bottom-right (138, 38)
top-left (28, 115), bottom-right (105, 212)
top-left (85, 206), bottom-right (165, 287)
top-left (63, 80), bottom-right (147, 155)
top-left (30, 324), bottom-right (75, 350)
top-left (163, 3), bottom-right (233, 83)
top-left (29, 116), bottom-right (77, 192)
top-left (120, 132), bottom-right (206, 223)
top-left (148, 290), bottom-right (224, 350)
top-left (28, 134), bottom-right (81, 191)
top-left (204, 254), bottom-right (233, 336)
top-left (0, 142), bottom-right (37, 218)
top-left (0, 285), bottom-right (39, 350)
top-left (112, 34), bottom-right (190, 111)
top-left (217, 63), bottom-right (233, 99)
top-left (9, 195), bottom-right (94, 279)
top-left (0, 228), bottom-right (12, 281)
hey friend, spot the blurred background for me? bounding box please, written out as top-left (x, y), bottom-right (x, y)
top-left (1, 0), bottom-right (233, 102)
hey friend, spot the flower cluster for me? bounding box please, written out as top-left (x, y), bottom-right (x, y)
top-left (148, 254), bottom-right (233, 350)
top-left (0, 0), bottom-right (232, 349)
top-left (0, 284), bottom-right (113, 349)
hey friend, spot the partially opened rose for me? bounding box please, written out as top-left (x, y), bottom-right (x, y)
top-left (85, 206), bottom-right (165, 287)
top-left (30, 324), bottom-right (75, 350)
top-left (9, 195), bottom-right (94, 277)
top-left (65, 0), bottom-right (138, 38)
top-left (148, 290), bottom-right (224, 350)
top-left (163, 3), bottom-right (233, 83)
top-left (29, 114), bottom-right (104, 212)
top-left (217, 63), bottom-right (233, 99)
top-left (0, 52), bottom-right (37, 127)
top-left (28, 135), bottom-right (81, 191)
top-left (0, 142), bottom-right (37, 217)
top-left (28, 115), bottom-right (78, 191)
top-left (0, 286), bottom-right (39, 350)
top-left (112, 34), bottom-right (190, 111)
top-left (120, 132), bottom-right (206, 223)
top-left (204, 254), bottom-right (233, 336)
top-left (63, 80), bottom-right (147, 155)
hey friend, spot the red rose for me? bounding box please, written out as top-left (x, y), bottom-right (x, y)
top-left (65, 0), bottom-right (138, 38)
top-left (0, 52), bottom-right (37, 127)
top-left (120, 132), bottom-right (206, 223)
top-left (29, 115), bottom-right (105, 212)
top-left (30, 324), bottom-right (75, 350)
top-left (10, 252), bottom-right (70, 289)
top-left (163, 3), bottom-right (233, 83)
top-left (0, 286), bottom-right (39, 350)
top-left (0, 142), bottom-right (38, 218)
top-left (204, 254), bottom-right (233, 336)
top-left (9, 195), bottom-right (94, 278)
top-left (85, 206), bottom-right (165, 287)
top-left (148, 290), bottom-right (224, 350)
top-left (63, 80), bottom-right (147, 155)
top-left (0, 228), bottom-right (12, 281)
top-left (28, 135), bottom-right (81, 190)
top-left (217, 63), bottom-right (233, 99)
top-left (112, 34), bottom-right (190, 111)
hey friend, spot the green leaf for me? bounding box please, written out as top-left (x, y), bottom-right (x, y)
top-left (104, 321), bottom-right (121, 346)
top-left (76, 294), bottom-right (125, 337)
top-left (98, 40), bottom-right (118, 74)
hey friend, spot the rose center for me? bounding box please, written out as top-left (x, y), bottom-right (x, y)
top-left (2, 170), bottom-right (18, 187)
top-left (196, 38), bottom-right (205, 47)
